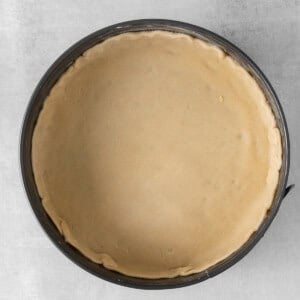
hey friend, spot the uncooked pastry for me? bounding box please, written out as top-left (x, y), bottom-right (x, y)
top-left (32, 31), bottom-right (282, 278)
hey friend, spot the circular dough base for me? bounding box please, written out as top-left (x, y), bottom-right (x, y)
top-left (32, 31), bottom-right (282, 278)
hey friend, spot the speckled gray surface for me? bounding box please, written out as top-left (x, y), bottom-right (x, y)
top-left (0, 1), bottom-right (299, 299)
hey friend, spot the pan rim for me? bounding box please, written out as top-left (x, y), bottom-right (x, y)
top-left (20, 19), bottom-right (290, 289)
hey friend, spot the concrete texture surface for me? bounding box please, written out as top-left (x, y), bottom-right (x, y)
top-left (0, 0), bottom-right (299, 299)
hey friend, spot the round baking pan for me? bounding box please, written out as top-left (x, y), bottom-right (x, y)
top-left (20, 19), bottom-right (294, 289)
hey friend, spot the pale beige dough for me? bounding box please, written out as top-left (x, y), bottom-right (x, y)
top-left (32, 31), bottom-right (282, 278)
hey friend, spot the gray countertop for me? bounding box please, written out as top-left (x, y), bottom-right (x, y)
top-left (0, 1), bottom-right (299, 299)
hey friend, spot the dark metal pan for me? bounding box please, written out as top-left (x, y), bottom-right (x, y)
top-left (20, 19), bottom-right (294, 289)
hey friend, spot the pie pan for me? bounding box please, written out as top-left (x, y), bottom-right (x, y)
top-left (20, 19), bottom-right (293, 289)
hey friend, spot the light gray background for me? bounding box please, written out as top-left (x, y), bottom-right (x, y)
top-left (0, 0), bottom-right (299, 299)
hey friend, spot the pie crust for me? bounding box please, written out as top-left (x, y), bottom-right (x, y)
top-left (32, 31), bottom-right (282, 278)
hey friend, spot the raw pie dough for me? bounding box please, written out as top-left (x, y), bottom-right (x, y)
top-left (32, 31), bottom-right (282, 278)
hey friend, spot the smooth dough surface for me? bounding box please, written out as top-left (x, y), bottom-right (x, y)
top-left (32, 31), bottom-right (282, 278)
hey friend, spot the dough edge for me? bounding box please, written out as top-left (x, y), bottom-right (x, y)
top-left (32, 30), bottom-right (282, 279)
